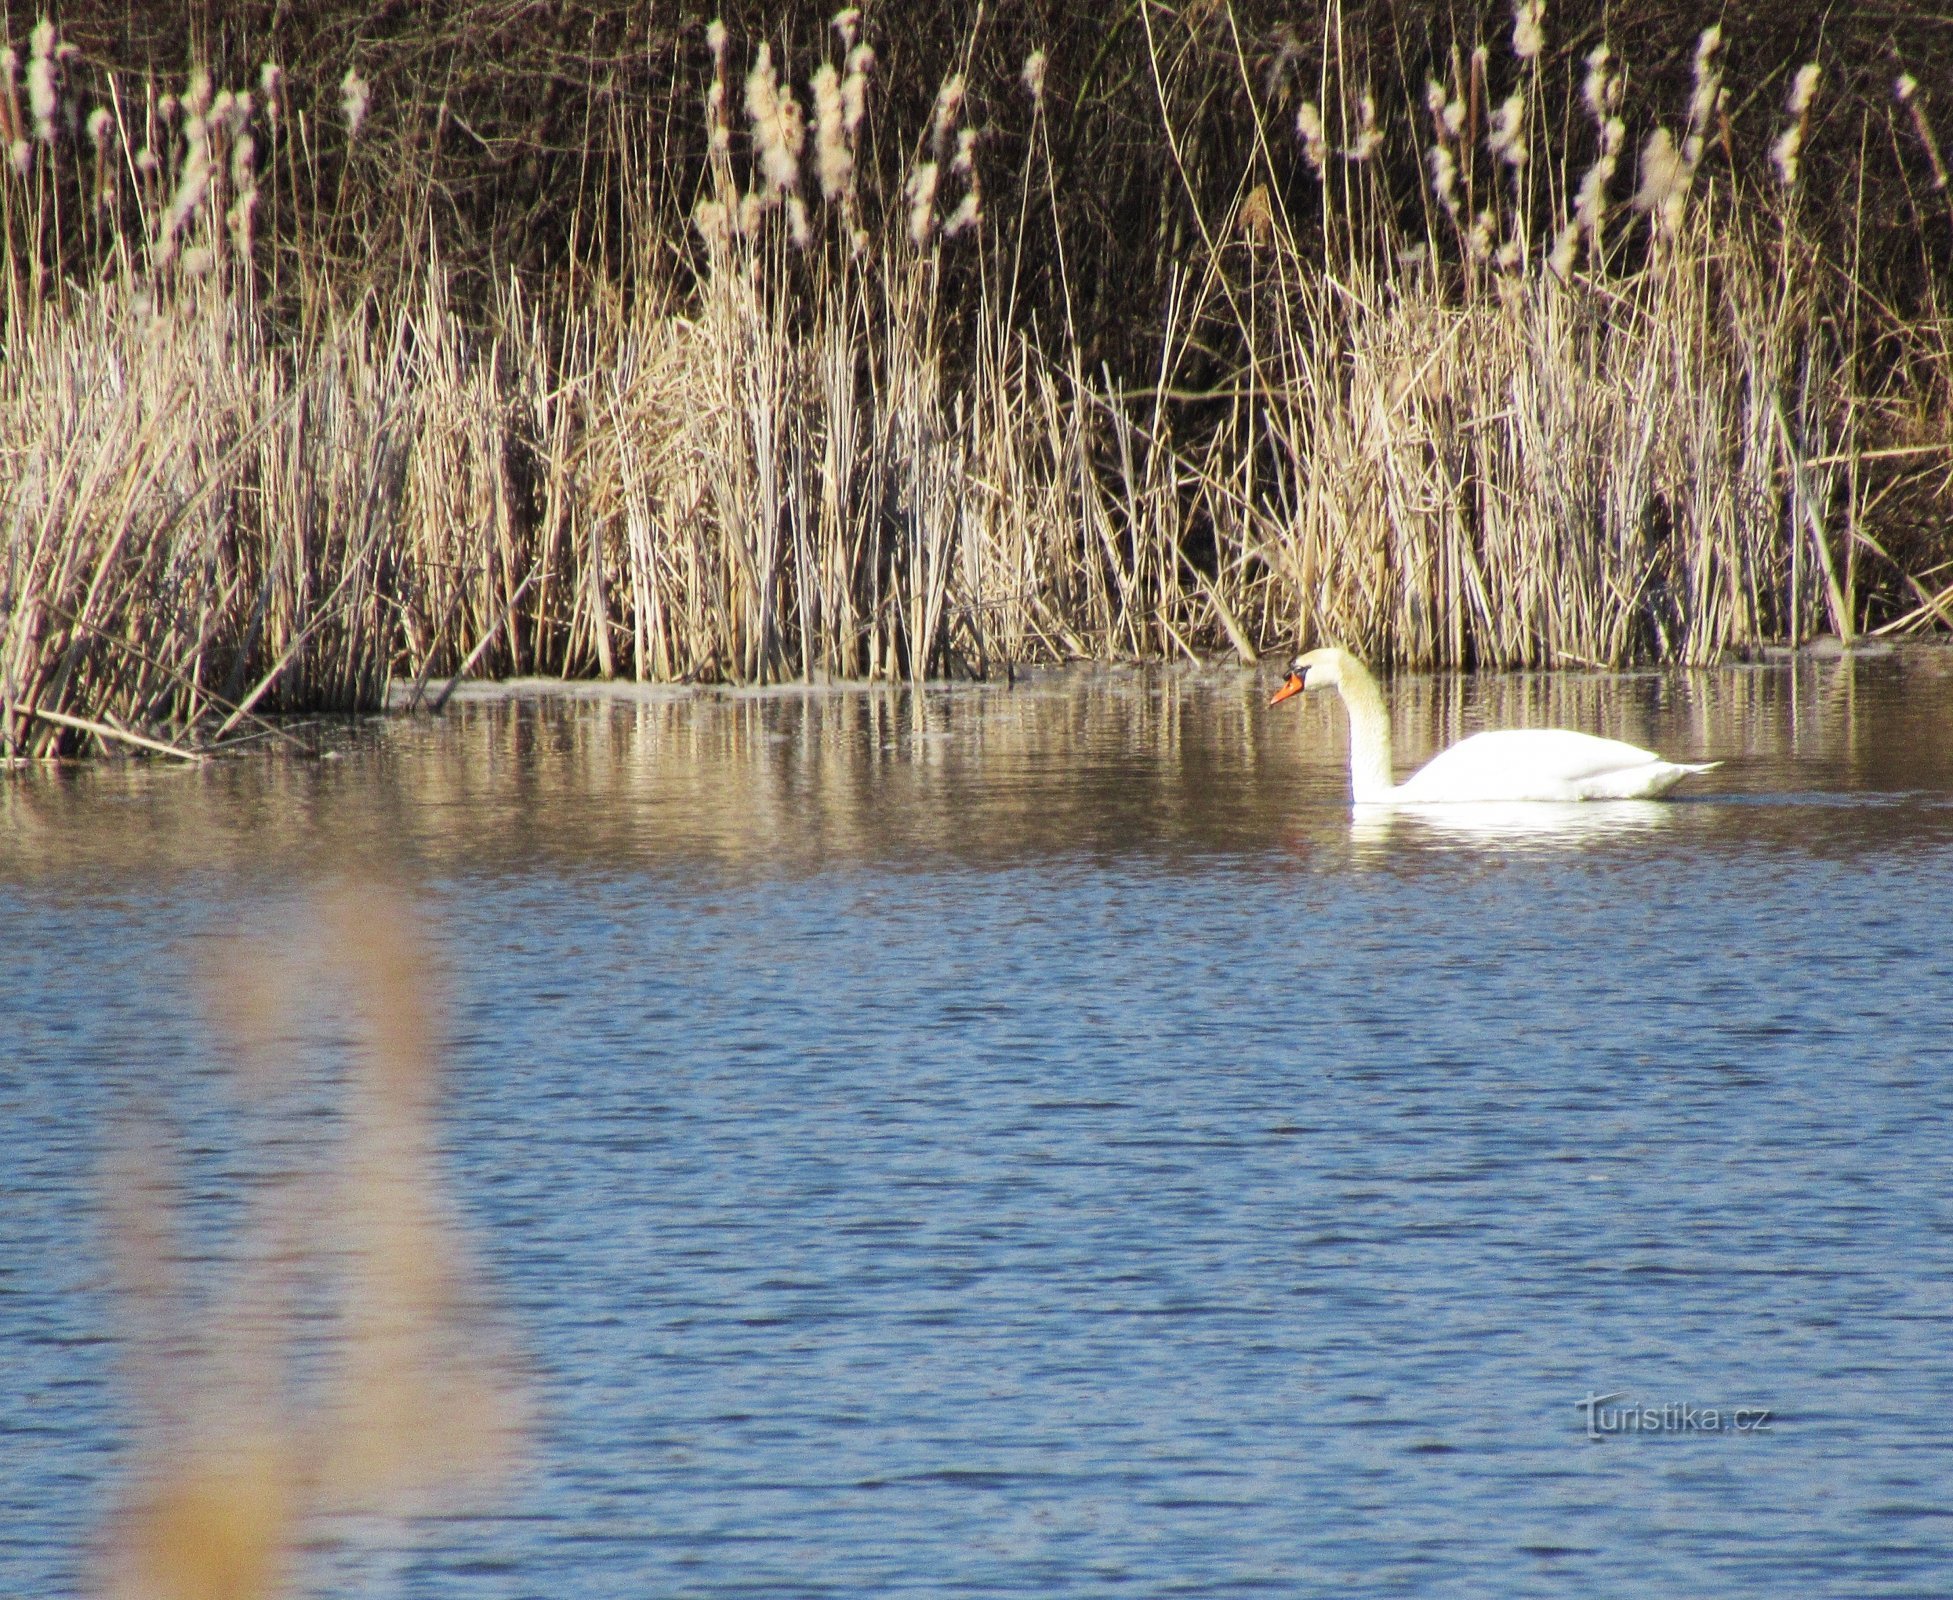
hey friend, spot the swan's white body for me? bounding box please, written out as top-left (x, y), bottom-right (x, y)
top-left (1270, 648), bottom-right (1717, 805)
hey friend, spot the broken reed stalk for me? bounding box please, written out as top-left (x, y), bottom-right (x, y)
top-left (3, 11), bottom-right (1951, 758)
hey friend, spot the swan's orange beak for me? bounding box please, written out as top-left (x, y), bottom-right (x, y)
top-left (1269, 672), bottom-right (1305, 707)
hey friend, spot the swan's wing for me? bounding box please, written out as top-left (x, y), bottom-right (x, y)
top-left (1395, 729), bottom-right (1700, 802)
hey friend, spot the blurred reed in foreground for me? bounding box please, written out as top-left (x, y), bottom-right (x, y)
top-left (99, 885), bottom-right (526, 1600)
top-left (3, 8), bottom-right (1950, 758)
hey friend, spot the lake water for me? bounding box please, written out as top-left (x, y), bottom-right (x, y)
top-left (5, 653), bottom-right (1953, 1598)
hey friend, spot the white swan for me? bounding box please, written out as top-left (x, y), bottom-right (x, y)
top-left (1269, 648), bottom-right (1718, 804)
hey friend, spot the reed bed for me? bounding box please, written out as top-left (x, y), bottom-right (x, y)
top-left (3, 7), bottom-right (1950, 756)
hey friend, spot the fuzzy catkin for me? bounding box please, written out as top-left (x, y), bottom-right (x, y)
top-left (811, 63), bottom-right (851, 201)
top-left (340, 68), bottom-right (370, 139)
top-left (905, 160), bottom-right (938, 247)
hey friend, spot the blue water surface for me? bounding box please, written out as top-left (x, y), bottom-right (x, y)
top-left (4, 657), bottom-right (1952, 1597)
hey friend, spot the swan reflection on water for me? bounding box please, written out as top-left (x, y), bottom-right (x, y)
top-left (1349, 799), bottom-right (1680, 848)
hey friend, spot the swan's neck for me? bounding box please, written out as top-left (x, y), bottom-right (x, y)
top-left (1334, 659), bottom-right (1396, 803)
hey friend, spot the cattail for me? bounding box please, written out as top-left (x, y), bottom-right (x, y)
top-left (181, 243), bottom-right (213, 277)
top-left (905, 159), bottom-right (938, 247)
top-left (831, 7), bottom-right (860, 48)
top-left (260, 62), bottom-right (283, 125)
top-left (1424, 79), bottom-right (1463, 142)
top-left (1487, 90), bottom-right (1526, 168)
top-left (693, 197), bottom-right (731, 245)
top-left (1582, 45), bottom-right (1617, 123)
top-left (810, 62), bottom-right (851, 200)
top-left (703, 21), bottom-right (731, 162)
top-left (27, 21), bottom-right (57, 145)
top-left (942, 187), bottom-right (981, 238)
top-left (1345, 92), bottom-right (1381, 162)
top-left (842, 45), bottom-right (873, 135)
top-left (944, 126), bottom-right (982, 237)
top-left (1, 48), bottom-right (23, 152)
top-left (1512, 0), bottom-right (1546, 64)
top-left (155, 112), bottom-right (213, 266)
top-left (1687, 26), bottom-right (1723, 132)
top-left (185, 66), bottom-right (212, 119)
top-left (1573, 115), bottom-right (1623, 238)
top-left (1296, 101), bottom-right (1326, 173)
top-left (1547, 219), bottom-right (1580, 279)
top-left (1771, 63), bottom-right (1820, 188)
top-left (929, 72), bottom-right (964, 156)
top-left (1683, 25), bottom-right (1723, 172)
top-left (1427, 142), bottom-right (1460, 218)
top-left (745, 43), bottom-right (802, 196)
top-left (1634, 125), bottom-right (1687, 234)
top-left (705, 76), bottom-right (730, 157)
top-left (1789, 62), bottom-right (1821, 119)
top-left (1263, 30), bottom-right (1301, 101)
top-left (738, 189), bottom-right (767, 236)
top-left (228, 186), bottom-right (257, 255)
top-left (88, 108), bottom-right (118, 210)
top-left (340, 68), bottom-right (370, 140)
top-left (1896, 72), bottom-right (1950, 192)
top-left (1467, 208), bottom-right (1495, 261)
top-left (786, 193), bottom-right (811, 246)
top-left (1021, 49), bottom-right (1047, 107)
top-left (232, 131), bottom-right (257, 190)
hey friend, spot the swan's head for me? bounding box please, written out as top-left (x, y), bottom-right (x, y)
top-left (1268, 648), bottom-right (1345, 707)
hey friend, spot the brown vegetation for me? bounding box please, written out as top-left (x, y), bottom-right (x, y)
top-left (3, 3), bottom-right (1951, 756)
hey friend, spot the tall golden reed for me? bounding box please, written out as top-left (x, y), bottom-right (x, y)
top-left (3, 10), bottom-right (1950, 757)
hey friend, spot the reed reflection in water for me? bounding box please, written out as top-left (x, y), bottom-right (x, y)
top-left (4, 652), bottom-right (1953, 883)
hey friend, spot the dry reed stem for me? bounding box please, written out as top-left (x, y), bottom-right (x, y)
top-left (3, 16), bottom-right (1951, 758)
top-left (100, 882), bottom-right (527, 1599)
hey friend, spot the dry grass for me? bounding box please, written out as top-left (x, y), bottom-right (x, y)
top-left (99, 884), bottom-right (526, 1600)
top-left (2, 9), bottom-right (1950, 756)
